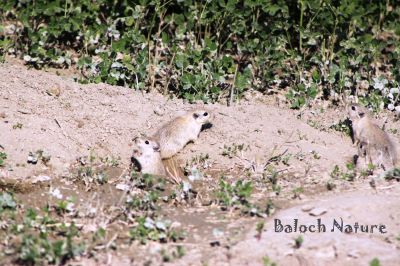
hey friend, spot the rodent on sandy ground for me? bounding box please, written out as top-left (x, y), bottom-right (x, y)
top-left (131, 136), bottom-right (166, 176)
top-left (348, 103), bottom-right (398, 171)
top-left (152, 109), bottom-right (212, 159)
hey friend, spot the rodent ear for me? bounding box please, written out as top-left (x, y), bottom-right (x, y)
top-left (193, 113), bottom-right (199, 119)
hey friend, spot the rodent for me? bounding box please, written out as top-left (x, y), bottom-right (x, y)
top-left (153, 109), bottom-right (211, 159)
top-left (131, 136), bottom-right (166, 176)
top-left (348, 103), bottom-right (397, 170)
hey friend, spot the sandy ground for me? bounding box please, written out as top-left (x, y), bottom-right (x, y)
top-left (1, 61), bottom-right (400, 265)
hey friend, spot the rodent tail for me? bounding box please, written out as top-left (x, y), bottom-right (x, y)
top-left (164, 157), bottom-right (183, 184)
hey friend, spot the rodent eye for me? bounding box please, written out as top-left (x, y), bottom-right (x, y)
top-left (145, 140), bottom-right (149, 145)
top-left (351, 106), bottom-right (356, 111)
top-left (203, 112), bottom-right (208, 116)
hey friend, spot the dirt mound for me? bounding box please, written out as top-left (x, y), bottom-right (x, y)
top-left (0, 62), bottom-right (352, 180)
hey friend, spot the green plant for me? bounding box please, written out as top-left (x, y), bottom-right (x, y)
top-left (369, 258), bottom-right (381, 266)
top-left (100, 155), bottom-right (121, 167)
top-left (0, 152), bottom-right (7, 167)
top-left (292, 187), bottom-right (304, 199)
top-left (286, 83), bottom-right (318, 109)
top-left (214, 179), bottom-right (253, 211)
top-left (160, 245), bottom-right (185, 262)
top-left (0, 192), bottom-right (17, 212)
top-left (262, 256), bottom-right (277, 266)
top-left (330, 163), bottom-right (356, 181)
top-left (12, 122), bottom-right (23, 129)
top-left (330, 118), bottom-right (352, 136)
top-left (222, 143), bottom-right (249, 158)
top-left (129, 216), bottom-right (184, 245)
top-left (5, 208), bottom-right (85, 265)
top-left (383, 167), bottom-right (400, 181)
top-left (1, 1), bottom-right (400, 107)
top-left (17, 223), bottom-right (84, 265)
top-left (294, 235), bottom-right (303, 249)
top-left (263, 167), bottom-right (281, 195)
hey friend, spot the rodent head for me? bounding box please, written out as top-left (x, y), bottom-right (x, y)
top-left (348, 104), bottom-right (369, 120)
top-left (132, 136), bottom-right (161, 156)
top-left (191, 109), bottom-right (211, 125)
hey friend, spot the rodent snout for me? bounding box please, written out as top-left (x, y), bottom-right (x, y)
top-left (153, 145), bottom-right (161, 152)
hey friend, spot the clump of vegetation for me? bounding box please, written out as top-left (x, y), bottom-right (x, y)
top-left (383, 167), bottom-right (400, 181)
top-left (160, 245), bottom-right (185, 263)
top-left (214, 179), bottom-right (254, 212)
top-left (262, 255), bottom-right (277, 266)
top-left (330, 118), bottom-right (352, 136)
top-left (2, 1), bottom-right (400, 108)
top-left (330, 162), bottom-right (357, 181)
top-left (0, 151), bottom-right (7, 167)
top-left (294, 235), bottom-right (304, 249)
top-left (222, 143), bottom-right (249, 158)
top-left (129, 216), bottom-right (184, 245)
top-left (1, 202), bottom-right (85, 265)
top-left (370, 257), bottom-right (381, 266)
top-left (0, 192), bottom-right (16, 212)
top-left (122, 172), bottom-right (187, 245)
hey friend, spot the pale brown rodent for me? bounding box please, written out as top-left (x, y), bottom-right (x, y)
top-left (131, 136), bottom-right (166, 176)
top-left (153, 109), bottom-right (211, 159)
top-left (348, 104), bottom-right (397, 170)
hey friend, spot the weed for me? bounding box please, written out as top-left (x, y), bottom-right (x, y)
top-left (12, 123), bottom-right (23, 129)
top-left (214, 179), bottom-right (253, 212)
top-left (3, 207), bottom-right (85, 265)
top-left (129, 216), bottom-right (184, 245)
top-left (294, 235), bottom-right (304, 249)
top-left (256, 221), bottom-right (265, 235)
top-left (0, 152), bottom-right (7, 167)
top-left (222, 143), bottom-right (249, 158)
top-left (292, 187), bottom-right (304, 199)
top-left (186, 153), bottom-right (211, 170)
top-left (330, 163), bottom-right (356, 181)
top-left (383, 168), bottom-right (400, 181)
top-left (311, 150), bottom-right (321, 160)
top-left (326, 181), bottom-right (336, 191)
top-left (369, 258), bottom-right (381, 266)
top-left (1, 1), bottom-right (400, 108)
top-left (330, 119), bottom-right (352, 137)
top-left (160, 246), bottom-right (185, 262)
top-left (263, 167), bottom-right (281, 195)
top-left (262, 256), bottom-right (277, 266)
top-left (100, 155), bottom-right (121, 167)
top-left (0, 192), bottom-right (17, 212)
top-left (281, 153), bottom-right (292, 166)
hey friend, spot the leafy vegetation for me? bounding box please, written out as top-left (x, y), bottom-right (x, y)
top-left (0, 192), bottom-right (16, 212)
top-left (0, 203), bottom-right (85, 265)
top-left (214, 179), bottom-right (253, 211)
top-left (1, 1), bottom-right (400, 108)
top-left (0, 152), bottom-right (7, 167)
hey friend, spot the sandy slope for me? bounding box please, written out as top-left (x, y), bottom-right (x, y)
top-left (0, 62), bottom-right (352, 180)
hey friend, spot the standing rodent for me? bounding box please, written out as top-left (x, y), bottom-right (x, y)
top-left (153, 109), bottom-right (211, 159)
top-left (131, 136), bottom-right (166, 176)
top-left (348, 104), bottom-right (397, 170)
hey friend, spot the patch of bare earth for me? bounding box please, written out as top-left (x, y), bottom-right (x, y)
top-left (0, 62), bottom-right (399, 265)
